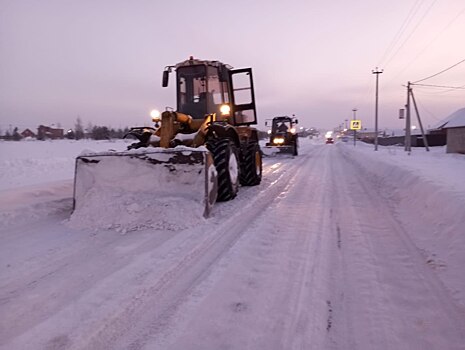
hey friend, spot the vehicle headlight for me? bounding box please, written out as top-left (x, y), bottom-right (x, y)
top-left (290, 128), bottom-right (296, 134)
top-left (150, 109), bottom-right (161, 122)
top-left (273, 137), bottom-right (285, 145)
top-left (220, 104), bottom-right (231, 116)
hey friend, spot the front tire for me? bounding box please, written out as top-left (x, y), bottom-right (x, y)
top-left (240, 142), bottom-right (262, 186)
top-left (293, 136), bottom-right (298, 156)
top-left (206, 138), bottom-right (239, 201)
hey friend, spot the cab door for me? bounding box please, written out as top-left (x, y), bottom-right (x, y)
top-left (229, 68), bottom-right (257, 126)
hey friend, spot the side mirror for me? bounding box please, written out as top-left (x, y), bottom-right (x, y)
top-left (295, 119), bottom-right (299, 124)
top-left (162, 70), bottom-right (170, 87)
top-left (265, 121), bottom-right (268, 126)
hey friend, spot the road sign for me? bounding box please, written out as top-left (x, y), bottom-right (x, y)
top-left (350, 120), bottom-right (362, 130)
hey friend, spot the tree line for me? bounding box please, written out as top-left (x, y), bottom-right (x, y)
top-left (70, 117), bottom-right (131, 140)
top-left (1, 127), bottom-right (23, 141)
top-left (0, 117), bottom-right (132, 141)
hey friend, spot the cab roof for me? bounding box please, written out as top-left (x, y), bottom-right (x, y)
top-left (175, 56), bottom-right (233, 70)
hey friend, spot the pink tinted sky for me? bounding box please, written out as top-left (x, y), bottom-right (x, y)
top-left (0, 0), bottom-right (464, 132)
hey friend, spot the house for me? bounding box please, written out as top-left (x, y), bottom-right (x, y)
top-left (21, 128), bottom-right (36, 138)
top-left (37, 125), bottom-right (64, 140)
top-left (437, 108), bottom-right (465, 154)
top-left (356, 128), bottom-right (377, 140)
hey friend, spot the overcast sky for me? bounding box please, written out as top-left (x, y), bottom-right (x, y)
top-left (1, 0), bottom-right (464, 133)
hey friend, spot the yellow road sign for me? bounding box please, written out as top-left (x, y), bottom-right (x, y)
top-left (350, 120), bottom-right (362, 130)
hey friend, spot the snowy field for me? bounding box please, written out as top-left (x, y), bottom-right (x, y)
top-left (1, 138), bottom-right (465, 350)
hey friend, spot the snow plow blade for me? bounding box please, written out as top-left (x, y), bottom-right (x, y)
top-left (73, 148), bottom-right (218, 218)
top-left (262, 146), bottom-right (295, 157)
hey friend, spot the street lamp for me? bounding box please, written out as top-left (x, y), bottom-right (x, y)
top-left (372, 67), bottom-right (383, 151)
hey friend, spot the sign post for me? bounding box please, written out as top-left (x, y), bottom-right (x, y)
top-left (350, 119), bottom-right (362, 146)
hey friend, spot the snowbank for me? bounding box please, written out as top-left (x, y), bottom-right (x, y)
top-left (0, 139), bottom-right (131, 228)
top-left (340, 142), bottom-right (465, 305)
top-left (0, 139), bottom-right (131, 191)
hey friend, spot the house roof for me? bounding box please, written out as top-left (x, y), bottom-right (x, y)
top-left (430, 107), bottom-right (465, 129)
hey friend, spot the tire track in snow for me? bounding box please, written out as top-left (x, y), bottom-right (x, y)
top-left (145, 145), bottom-right (334, 350)
top-left (80, 151), bottom-right (319, 350)
top-left (330, 144), bottom-right (465, 349)
top-left (102, 146), bottom-right (326, 349)
top-left (325, 147), bottom-right (393, 350)
top-left (0, 152), bottom-right (304, 349)
top-left (275, 145), bottom-right (336, 350)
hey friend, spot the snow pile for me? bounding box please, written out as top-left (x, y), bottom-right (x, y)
top-left (0, 140), bottom-right (213, 233)
top-left (68, 148), bottom-right (210, 232)
top-left (0, 140), bottom-right (129, 227)
top-left (0, 139), bottom-right (130, 190)
top-left (0, 182), bottom-right (73, 229)
top-left (0, 156), bottom-right (74, 191)
top-left (67, 193), bottom-right (205, 233)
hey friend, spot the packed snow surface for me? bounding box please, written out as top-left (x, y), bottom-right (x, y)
top-left (1, 138), bottom-right (464, 350)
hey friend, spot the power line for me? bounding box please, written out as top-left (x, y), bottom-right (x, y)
top-left (385, 6), bottom-right (465, 84)
top-left (414, 82), bottom-right (465, 88)
top-left (412, 83), bottom-right (465, 97)
top-left (412, 58), bottom-right (465, 83)
top-left (413, 83), bottom-right (465, 89)
top-left (434, 84), bottom-right (465, 94)
top-left (377, 0), bottom-right (422, 67)
top-left (415, 97), bottom-right (441, 122)
top-left (383, 0), bottom-right (438, 68)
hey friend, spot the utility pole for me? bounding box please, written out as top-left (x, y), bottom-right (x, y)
top-left (352, 108), bottom-right (357, 146)
top-left (372, 68), bottom-right (383, 151)
top-left (409, 85), bottom-right (430, 152)
top-left (405, 82), bottom-right (411, 154)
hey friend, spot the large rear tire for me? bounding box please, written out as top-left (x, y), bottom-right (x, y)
top-left (240, 142), bottom-right (262, 186)
top-left (206, 138), bottom-right (239, 201)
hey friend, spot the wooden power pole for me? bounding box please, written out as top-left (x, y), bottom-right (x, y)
top-left (372, 68), bottom-right (383, 151)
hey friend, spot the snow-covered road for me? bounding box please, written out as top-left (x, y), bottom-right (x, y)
top-left (1, 139), bottom-right (464, 350)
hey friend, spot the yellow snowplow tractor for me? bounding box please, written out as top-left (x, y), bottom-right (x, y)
top-left (263, 116), bottom-right (299, 156)
top-left (73, 57), bottom-right (262, 217)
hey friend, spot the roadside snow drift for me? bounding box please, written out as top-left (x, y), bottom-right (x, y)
top-left (340, 143), bottom-right (465, 305)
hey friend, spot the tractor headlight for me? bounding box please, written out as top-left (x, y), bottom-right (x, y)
top-left (150, 109), bottom-right (161, 122)
top-left (273, 137), bottom-right (285, 145)
top-left (290, 128), bottom-right (296, 134)
top-left (267, 129), bottom-right (272, 134)
top-left (220, 104), bottom-right (231, 116)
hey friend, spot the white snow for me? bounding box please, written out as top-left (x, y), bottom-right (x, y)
top-left (1, 137), bottom-right (464, 349)
top-left (70, 147), bottom-right (211, 232)
top-left (430, 107), bottom-right (465, 129)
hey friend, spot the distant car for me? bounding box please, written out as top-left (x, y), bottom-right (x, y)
top-left (326, 137), bottom-right (334, 144)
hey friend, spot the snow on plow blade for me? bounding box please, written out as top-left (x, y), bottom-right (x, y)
top-left (73, 148), bottom-right (218, 219)
top-left (262, 146), bottom-right (295, 157)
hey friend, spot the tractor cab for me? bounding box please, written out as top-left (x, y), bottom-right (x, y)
top-left (162, 57), bottom-right (257, 126)
top-left (267, 116), bottom-right (298, 138)
top-left (265, 115), bottom-right (299, 156)
top-left (272, 118), bottom-right (292, 135)
top-left (176, 61), bottom-right (226, 119)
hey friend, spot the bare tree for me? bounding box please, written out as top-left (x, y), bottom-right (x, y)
top-left (74, 117), bottom-right (85, 140)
